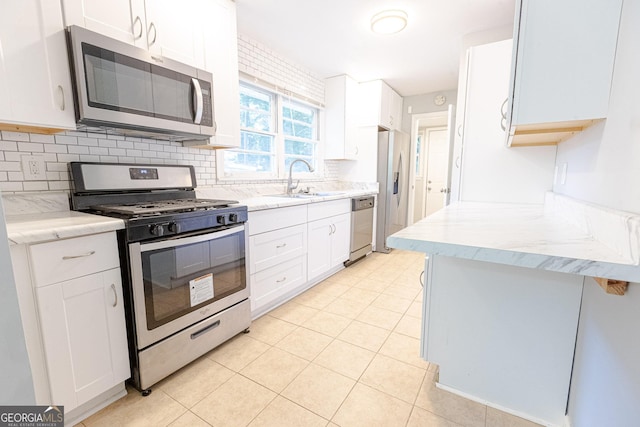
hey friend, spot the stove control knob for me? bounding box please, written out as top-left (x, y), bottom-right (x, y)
top-left (149, 224), bottom-right (165, 237)
top-left (217, 215), bottom-right (226, 225)
top-left (228, 213), bottom-right (238, 223)
top-left (167, 222), bottom-right (181, 234)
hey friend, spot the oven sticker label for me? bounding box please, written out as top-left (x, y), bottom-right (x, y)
top-left (190, 273), bottom-right (214, 307)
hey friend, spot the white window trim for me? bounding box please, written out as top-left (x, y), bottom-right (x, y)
top-left (216, 80), bottom-right (324, 182)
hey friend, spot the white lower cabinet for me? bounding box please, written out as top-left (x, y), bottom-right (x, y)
top-left (36, 268), bottom-right (129, 409)
top-left (248, 198), bottom-right (353, 317)
top-left (12, 231), bottom-right (130, 414)
top-left (307, 213), bottom-right (350, 282)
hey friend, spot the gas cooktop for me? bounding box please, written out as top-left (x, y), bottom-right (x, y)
top-left (91, 198), bottom-right (238, 217)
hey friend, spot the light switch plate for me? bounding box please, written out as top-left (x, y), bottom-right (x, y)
top-left (21, 155), bottom-right (47, 181)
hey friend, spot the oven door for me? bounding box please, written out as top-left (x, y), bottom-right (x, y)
top-left (129, 225), bottom-right (248, 349)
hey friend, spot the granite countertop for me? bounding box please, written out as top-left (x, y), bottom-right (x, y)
top-left (387, 198), bottom-right (640, 282)
top-left (239, 189), bottom-right (377, 211)
top-left (6, 211), bottom-right (125, 245)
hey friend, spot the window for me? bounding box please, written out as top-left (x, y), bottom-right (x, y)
top-left (221, 81), bottom-right (320, 178)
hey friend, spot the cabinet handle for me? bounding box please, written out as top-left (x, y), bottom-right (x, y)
top-left (500, 98), bottom-right (508, 131)
top-left (62, 250), bottom-right (96, 260)
top-left (419, 271), bottom-right (425, 287)
top-left (276, 277), bottom-right (287, 283)
top-left (110, 283), bottom-right (118, 307)
top-left (455, 156), bottom-right (461, 168)
top-left (457, 124), bottom-right (463, 137)
top-left (132, 16), bottom-right (143, 40)
top-left (147, 22), bottom-right (157, 46)
top-left (276, 243), bottom-right (287, 248)
top-left (355, 146), bottom-right (359, 156)
top-left (57, 85), bottom-right (65, 111)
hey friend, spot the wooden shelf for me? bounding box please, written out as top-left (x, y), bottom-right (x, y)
top-left (508, 119), bottom-right (602, 147)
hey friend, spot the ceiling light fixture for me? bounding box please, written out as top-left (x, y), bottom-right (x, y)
top-left (370, 9), bottom-right (408, 35)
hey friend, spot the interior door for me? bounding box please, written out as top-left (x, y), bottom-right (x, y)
top-left (413, 131), bottom-right (426, 221)
top-left (424, 128), bottom-right (449, 216)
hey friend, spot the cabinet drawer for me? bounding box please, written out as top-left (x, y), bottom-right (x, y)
top-left (250, 255), bottom-right (307, 313)
top-left (29, 232), bottom-right (120, 287)
top-left (308, 199), bottom-right (350, 222)
top-left (248, 205), bottom-right (307, 235)
top-left (249, 224), bottom-right (306, 274)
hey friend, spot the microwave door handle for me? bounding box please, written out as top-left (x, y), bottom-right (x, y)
top-left (191, 78), bottom-right (204, 124)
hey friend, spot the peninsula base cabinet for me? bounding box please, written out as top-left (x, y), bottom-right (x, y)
top-left (422, 255), bottom-right (583, 426)
top-left (10, 231), bottom-right (130, 420)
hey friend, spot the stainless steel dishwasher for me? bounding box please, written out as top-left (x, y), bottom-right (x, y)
top-left (346, 196), bottom-right (375, 265)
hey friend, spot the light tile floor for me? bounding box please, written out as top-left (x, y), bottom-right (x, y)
top-left (77, 250), bottom-right (542, 427)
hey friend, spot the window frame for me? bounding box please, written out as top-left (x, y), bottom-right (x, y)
top-left (217, 80), bottom-right (322, 181)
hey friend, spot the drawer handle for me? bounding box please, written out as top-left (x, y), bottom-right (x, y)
top-left (111, 284), bottom-right (118, 307)
top-left (276, 243), bottom-right (287, 248)
top-left (276, 277), bottom-right (287, 283)
top-left (191, 320), bottom-right (220, 340)
top-left (62, 250), bottom-right (96, 260)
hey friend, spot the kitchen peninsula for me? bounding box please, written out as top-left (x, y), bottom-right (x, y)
top-left (387, 192), bottom-right (640, 426)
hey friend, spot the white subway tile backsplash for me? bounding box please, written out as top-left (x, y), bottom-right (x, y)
top-left (0, 141), bottom-right (18, 151)
top-left (45, 144), bottom-right (68, 154)
top-left (89, 147), bottom-right (109, 156)
top-left (0, 181), bottom-right (24, 191)
top-left (67, 145), bottom-right (90, 155)
top-left (8, 172), bottom-right (24, 181)
top-left (0, 161), bottom-right (21, 172)
top-left (29, 134), bottom-right (55, 144)
top-left (0, 171), bottom-right (7, 181)
top-left (78, 137), bottom-right (99, 146)
top-left (5, 152), bottom-right (23, 162)
top-left (57, 154), bottom-right (80, 163)
top-left (54, 135), bottom-right (78, 145)
top-left (1, 131), bottom-right (29, 141)
top-left (23, 181), bottom-right (49, 192)
top-left (108, 148), bottom-right (126, 156)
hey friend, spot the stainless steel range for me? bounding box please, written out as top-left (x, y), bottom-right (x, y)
top-left (70, 162), bottom-right (250, 394)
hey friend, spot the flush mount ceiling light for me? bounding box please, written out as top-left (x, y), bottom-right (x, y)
top-left (371, 9), bottom-right (408, 35)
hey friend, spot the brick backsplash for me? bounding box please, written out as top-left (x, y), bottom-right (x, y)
top-left (0, 34), bottom-right (345, 195)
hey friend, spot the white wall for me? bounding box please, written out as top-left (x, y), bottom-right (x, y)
top-left (0, 193), bottom-right (35, 405)
top-left (555, 2), bottom-right (640, 425)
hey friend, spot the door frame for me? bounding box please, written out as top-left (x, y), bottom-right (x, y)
top-left (407, 110), bottom-right (450, 225)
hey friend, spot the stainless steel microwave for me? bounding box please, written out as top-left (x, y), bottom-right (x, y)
top-left (66, 25), bottom-right (215, 141)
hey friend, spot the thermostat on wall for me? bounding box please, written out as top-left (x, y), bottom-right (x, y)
top-left (434, 94), bottom-right (446, 106)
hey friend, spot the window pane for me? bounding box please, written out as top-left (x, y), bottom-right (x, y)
top-left (240, 131), bottom-right (273, 152)
top-left (282, 101), bottom-right (316, 139)
top-left (284, 155), bottom-right (315, 172)
top-left (285, 139), bottom-right (315, 157)
top-left (224, 150), bottom-right (275, 173)
top-left (239, 84), bottom-right (273, 132)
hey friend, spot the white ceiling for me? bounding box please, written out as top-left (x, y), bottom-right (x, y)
top-left (235, 0), bottom-right (515, 97)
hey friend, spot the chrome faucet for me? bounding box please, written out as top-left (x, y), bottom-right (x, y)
top-left (286, 159), bottom-right (315, 195)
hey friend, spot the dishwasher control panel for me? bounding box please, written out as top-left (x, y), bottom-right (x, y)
top-left (352, 196), bottom-right (375, 211)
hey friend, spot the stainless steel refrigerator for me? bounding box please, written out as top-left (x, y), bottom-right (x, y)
top-left (375, 130), bottom-right (410, 253)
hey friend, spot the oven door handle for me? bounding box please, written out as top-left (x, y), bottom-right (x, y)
top-left (139, 225), bottom-right (244, 252)
top-left (191, 320), bottom-right (220, 340)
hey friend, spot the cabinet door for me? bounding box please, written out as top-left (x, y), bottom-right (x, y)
top-left (62, 0), bottom-right (147, 47)
top-left (307, 217), bottom-right (333, 281)
top-left (143, 0), bottom-right (205, 68)
top-left (36, 269), bottom-right (130, 410)
top-left (329, 213), bottom-right (351, 268)
top-left (0, 0), bottom-right (76, 130)
top-left (203, 0), bottom-right (241, 148)
top-left (379, 82), bottom-right (393, 129)
top-left (389, 88), bottom-right (403, 131)
top-left (325, 75), bottom-right (358, 160)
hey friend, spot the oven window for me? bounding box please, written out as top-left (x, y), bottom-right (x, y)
top-left (140, 231), bottom-right (246, 330)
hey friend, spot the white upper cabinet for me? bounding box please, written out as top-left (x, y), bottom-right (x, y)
top-left (506, 0), bottom-right (623, 146)
top-left (62, 0), bottom-right (147, 47)
top-left (0, 0), bottom-right (76, 132)
top-left (189, 0), bottom-right (241, 148)
top-left (63, 0), bottom-right (206, 68)
top-left (325, 75), bottom-right (359, 160)
top-left (359, 80), bottom-right (403, 131)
